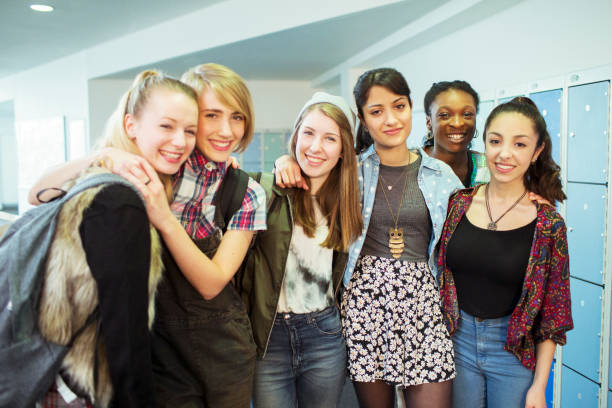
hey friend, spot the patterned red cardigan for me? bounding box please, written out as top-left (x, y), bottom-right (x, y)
top-left (437, 187), bottom-right (573, 370)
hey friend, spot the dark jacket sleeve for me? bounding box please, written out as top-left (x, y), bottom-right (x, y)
top-left (79, 184), bottom-right (155, 408)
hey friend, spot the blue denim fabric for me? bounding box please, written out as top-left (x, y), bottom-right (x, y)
top-left (252, 306), bottom-right (346, 408)
top-left (343, 146), bottom-right (465, 286)
top-left (452, 310), bottom-right (534, 408)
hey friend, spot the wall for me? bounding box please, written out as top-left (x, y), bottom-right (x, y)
top-left (87, 78), bottom-right (133, 148)
top-left (0, 101), bottom-right (17, 207)
top-left (378, 0), bottom-right (612, 108)
top-left (247, 80), bottom-right (319, 130)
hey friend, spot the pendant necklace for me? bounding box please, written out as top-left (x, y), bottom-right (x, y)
top-left (379, 164), bottom-right (411, 259)
top-left (379, 168), bottom-right (407, 191)
top-left (485, 183), bottom-right (527, 231)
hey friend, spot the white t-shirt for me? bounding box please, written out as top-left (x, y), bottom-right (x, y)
top-left (276, 204), bottom-right (334, 313)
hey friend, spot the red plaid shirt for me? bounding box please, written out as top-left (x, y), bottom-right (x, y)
top-left (170, 150), bottom-right (266, 239)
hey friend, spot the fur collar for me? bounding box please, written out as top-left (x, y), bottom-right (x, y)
top-left (38, 169), bottom-right (163, 407)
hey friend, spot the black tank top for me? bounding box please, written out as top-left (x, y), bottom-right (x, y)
top-left (446, 215), bottom-right (537, 319)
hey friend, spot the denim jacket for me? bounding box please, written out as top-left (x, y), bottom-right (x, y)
top-left (343, 145), bottom-right (465, 286)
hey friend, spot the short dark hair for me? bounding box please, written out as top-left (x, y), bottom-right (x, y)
top-left (423, 80), bottom-right (480, 117)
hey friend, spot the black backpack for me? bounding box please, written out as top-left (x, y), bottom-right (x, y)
top-left (0, 173), bottom-right (139, 408)
top-left (213, 166), bottom-right (251, 232)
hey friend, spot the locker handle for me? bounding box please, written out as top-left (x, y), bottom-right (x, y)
top-left (569, 132), bottom-right (575, 138)
top-left (568, 227), bottom-right (573, 232)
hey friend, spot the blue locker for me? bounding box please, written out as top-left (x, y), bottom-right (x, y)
top-left (473, 100), bottom-right (495, 153)
top-left (263, 132), bottom-right (287, 172)
top-left (545, 360), bottom-right (554, 407)
top-left (566, 182), bottom-right (606, 284)
top-left (609, 390), bottom-right (611, 408)
top-left (567, 81), bottom-right (610, 183)
top-left (561, 366), bottom-right (600, 407)
top-left (564, 278), bottom-right (602, 382)
top-left (529, 89), bottom-right (562, 165)
top-left (242, 132), bottom-right (262, 172)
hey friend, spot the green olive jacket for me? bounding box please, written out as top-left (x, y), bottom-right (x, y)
top-left (236, 177), bottom-right (348, 359)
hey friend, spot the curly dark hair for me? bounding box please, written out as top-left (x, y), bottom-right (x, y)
top-left (483, 96), bottom-right (566, 204)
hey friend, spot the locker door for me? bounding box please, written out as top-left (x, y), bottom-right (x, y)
top-left (263, 132), bottom-right (287, 172)
top-left (241, 131), bottom-right (262, 172)
top-left (545, 360), bottom-right (555, 407)
top-left (564, 278), bottom-right (603, 382)
top-left (566, 183), bottom-right (606, 284)
top-left (561, 366), bottom-right (600, 407)
top-left (567, 81), bottom-right (610, 183)
top-left (529, 89), bottom-right (562, 165)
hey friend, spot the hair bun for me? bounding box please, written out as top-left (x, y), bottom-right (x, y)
top-left (132, 69), bottom-right (161, 87)
top-left (510, 96), bottom-right (537, 109)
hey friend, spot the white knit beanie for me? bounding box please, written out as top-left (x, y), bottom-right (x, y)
top-left (293, 92), bottom-right (356, 136)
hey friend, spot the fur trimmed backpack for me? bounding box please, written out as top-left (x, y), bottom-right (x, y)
top-left (0, 172), bottom-right (163, 408)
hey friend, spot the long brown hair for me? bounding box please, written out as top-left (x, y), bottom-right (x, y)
top-left (289, 103), bottom-right (363, 252)
top-left (483, 96), bottom-right (566, 204)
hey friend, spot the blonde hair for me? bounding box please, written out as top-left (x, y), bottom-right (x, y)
top-left (98, 69), bottom-right (198, 198)
top-left (289, 103), bottom-right (363, 251)
top-left (181, 63), bottom-right (254, 152)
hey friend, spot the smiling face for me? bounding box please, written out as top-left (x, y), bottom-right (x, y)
top-left (196, 88), bottom-right (246, 163)
top-left (295, 109), bottom-right (343, 194)
top-left (427, 89), bottom-right (476, 154)
top-left (360, 85), bottom-right (412, 152)
top-left (485, 112), bottom-right (544, 187)
top-left (125, 88), bottom-right (198, 175)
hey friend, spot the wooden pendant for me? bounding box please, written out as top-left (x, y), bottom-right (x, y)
top-left (388, 227), bottom-right (404, 259)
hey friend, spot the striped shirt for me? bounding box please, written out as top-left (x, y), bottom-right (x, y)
top-left (170, 150), bottom-right (266, 239)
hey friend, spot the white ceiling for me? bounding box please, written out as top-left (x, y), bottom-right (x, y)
top-left (0, 0), bottom-right (450, 81)
top-left (0, 0), bottom-right (225, 78)
top-left (101, 0), bottom-right (449, 81)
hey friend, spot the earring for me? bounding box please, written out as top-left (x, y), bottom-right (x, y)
top-left (472, 129), bottom-right (479, 140)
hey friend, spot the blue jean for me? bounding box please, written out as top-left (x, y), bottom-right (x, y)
top-left (252, 306), bottom-right (347, 408)
top-left (452, 310), bottom-right (534, 408)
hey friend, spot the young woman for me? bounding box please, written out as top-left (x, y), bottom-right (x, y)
top-left (339, 68), bottom-right (455, 408)
top-left (238, 92), bottom-right (363, 408)
top-left (437, 97), bottom-right (573, 408)
top-left (29, 64), bottom-right (266, 408)
top-left (36, 69), bottom-right (199, 407)
top-left (274, 69), bottom-right (457, 407)
top-left (422, 80), bottom-right (489, 187)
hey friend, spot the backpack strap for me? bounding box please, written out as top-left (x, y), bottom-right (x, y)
top-left (5, 173), bottom-right (139, 341)
top-left (213, 167), bottom-right (250, 233)
top-left (65, 173), bottom-right (141, 203)
top-left (254, 172), bottom-right (275, 213)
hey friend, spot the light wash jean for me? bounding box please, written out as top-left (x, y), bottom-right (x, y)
top-left (452, 310), bottom-right (534, 408)
top-left (253, 306), bottom-right (346, 408)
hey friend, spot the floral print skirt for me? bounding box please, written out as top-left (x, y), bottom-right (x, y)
top-left (341, 255), bottom-right (455, 387)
